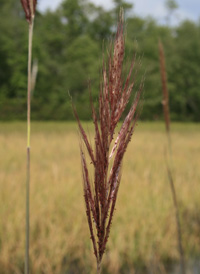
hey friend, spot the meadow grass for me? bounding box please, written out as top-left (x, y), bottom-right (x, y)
top-left (0, 121), bottom-right (199, 273)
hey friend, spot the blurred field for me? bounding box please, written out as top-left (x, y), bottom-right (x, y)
top-left (0, 122), bottom-right (200, 274)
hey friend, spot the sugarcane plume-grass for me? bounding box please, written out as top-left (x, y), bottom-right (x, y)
top-left (74, 12), bottom-right (143, 269)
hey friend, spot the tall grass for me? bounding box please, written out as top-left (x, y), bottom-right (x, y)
top-left (20, 1), bottom-right (37, 273)
top-left (74, 12), bottom-right (143, 273)
top-left (159, 40), bottom-right (186, 274)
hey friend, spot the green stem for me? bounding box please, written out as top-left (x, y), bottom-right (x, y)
top-left (25, 19), bottom-right (34, 274)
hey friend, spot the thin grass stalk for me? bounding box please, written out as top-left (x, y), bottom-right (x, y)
top-left (97, 259), bottom-right (102, 274)
top-left (167, 165), bottom-right (185, 274)
top-left (74, 11), bottom-right (143, 273)
top-left (20, 1), bottom-right (37, 273)
top-left (25, 20), bottom-right (34, 274)
top-left (159, 39), bottom-right (185, 274)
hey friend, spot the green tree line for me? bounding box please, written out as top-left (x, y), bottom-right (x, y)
top-left (0, 0), bottom-right (200, 121)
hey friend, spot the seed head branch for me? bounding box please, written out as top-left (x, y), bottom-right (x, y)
top-left (20, 0), bottom-right (37, 23)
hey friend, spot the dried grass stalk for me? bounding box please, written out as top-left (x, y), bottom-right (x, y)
top-left (158, 39), bottom-right (170, 133)
top-left (74, 12), bottom-right (143, 273)
top-left (158, 39), bottom-right (185, 274)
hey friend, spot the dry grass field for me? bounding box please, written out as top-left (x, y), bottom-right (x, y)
top-left (0, 122), bottom-right (199, 273)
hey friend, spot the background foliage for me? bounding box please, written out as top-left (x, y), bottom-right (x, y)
top-left (0, 0), bottom-right (200, 121)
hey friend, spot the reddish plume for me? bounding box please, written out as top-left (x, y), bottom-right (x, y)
top-left (20, 0), bottom-right (37, 23)
top-left (74, 12), bottom-right (143, 268)
top-left (158, 40), bottom-right (170, 133)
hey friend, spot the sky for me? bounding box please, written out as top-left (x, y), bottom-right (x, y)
top-left (37, 0), bottom-right (200, 25)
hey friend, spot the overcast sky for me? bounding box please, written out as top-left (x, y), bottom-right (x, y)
top-left (37, 0), bottom-right (200, 25)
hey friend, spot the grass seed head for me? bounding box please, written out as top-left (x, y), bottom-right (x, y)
top-left (158, 39), bottom-right (170, 133)
top-left (74, 11), bottom-right (143, 267)
top-left (20, 0), bottom-right (37, 23)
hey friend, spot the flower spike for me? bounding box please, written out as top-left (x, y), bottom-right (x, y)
top-left (20, 0), bottom-right (37, 23)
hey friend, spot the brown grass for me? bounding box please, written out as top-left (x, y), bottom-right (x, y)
top-left (74, 13), bottom-right (143, 273)
top-left (159, 40), bottom-right (186, 274)
top-left (158, 39), bottom-right (170, 133)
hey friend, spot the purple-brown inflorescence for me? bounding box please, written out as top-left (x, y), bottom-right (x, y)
top-left (158, 40), bottom-right (186, 274)
top-left (158, 39), bottom-right (170, 133)
top-left (74, 12), bottom-right (143, 272)
top-left (20, 0), bottom-right (37, 23)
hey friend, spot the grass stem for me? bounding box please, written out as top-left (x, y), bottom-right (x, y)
top-left (25, 19), bottom-right (34, 274)
top-left (167, 165), bottom-right (186, 274)
top-left (159, 39), bottom-right (186, 274)
top-left (97, 260), bottom-right (102, 274)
